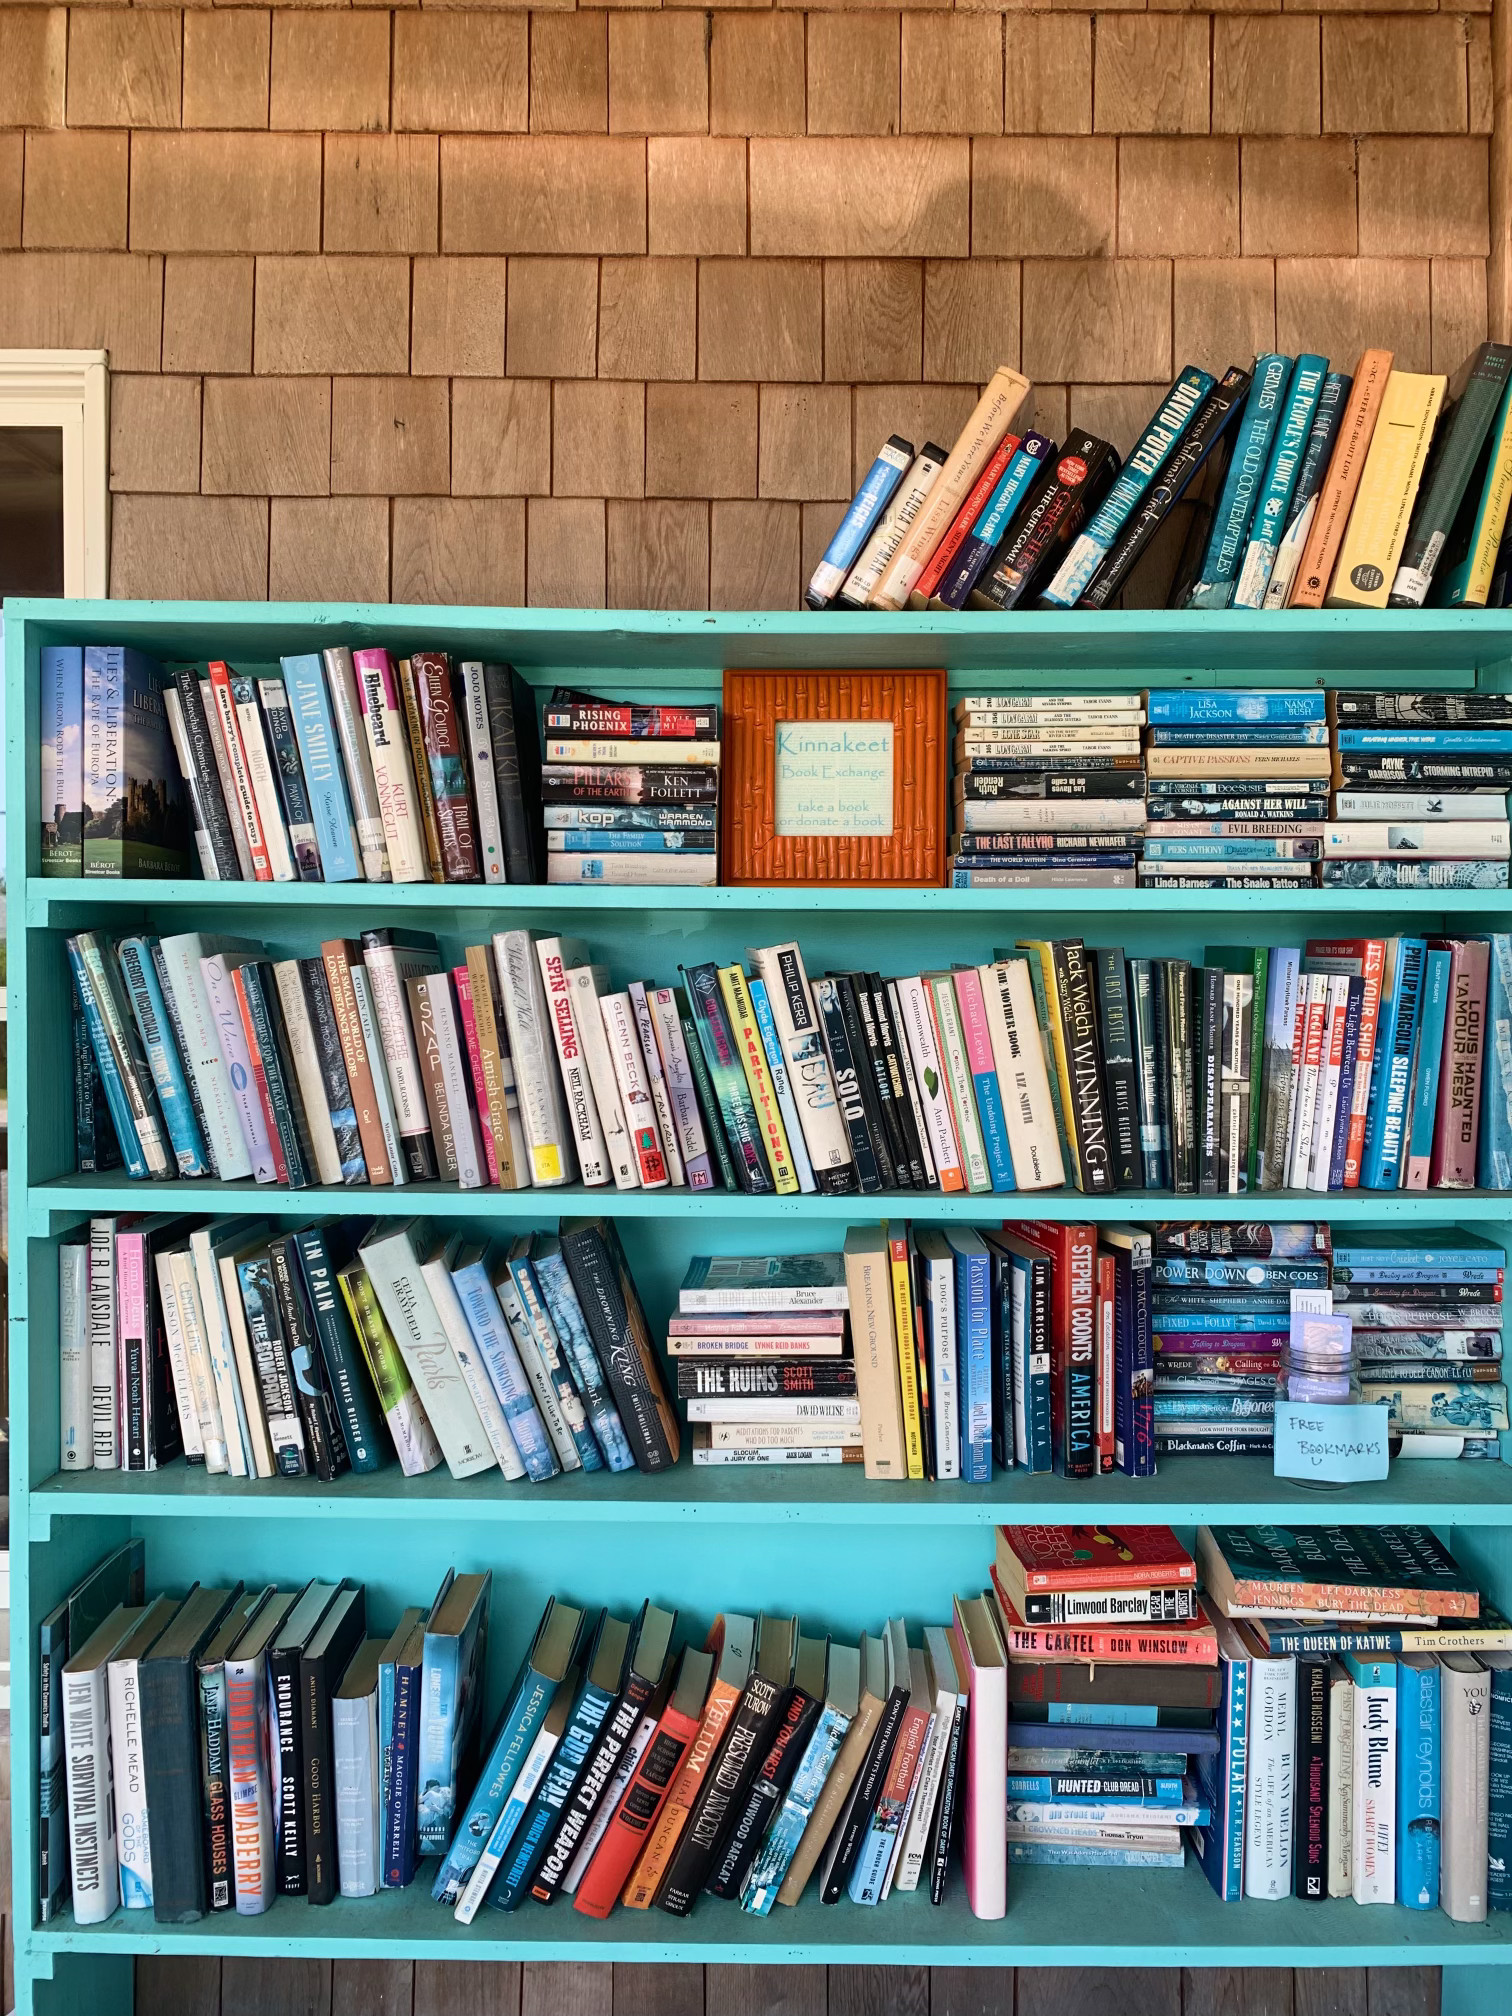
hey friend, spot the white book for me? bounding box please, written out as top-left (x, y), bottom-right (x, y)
top-left (63, 1606), bottom-right (134, 1925)
top-left (427, 972), bottom-right (487, 1190)
top-left (1242, 1644), bottom-right (1297, 1900)
top-left (333, 1662), bottom-right (382, 1899)
top-left (1332, 791), bottom-right (1512, 821)
top-left (349, 964), bottom-right (408, 1187)
top-left (273, 958), bottom-right (344, 1186)
top-left (1350, 1658), bottom-right (1396, 1904)
top-left (535, 935), bottom-right (611, 1187)
top-left (1286, 971), bottom-right (1329, 1190)
top-left (913, 1229), bottom-right (960, 1482)
top-left (217, 1235), bottom-right (277, 1480)
top-left (198, 677), bottom-right (254, 879)
top-left (156, 933), bottom-right (254, 1181)
top-left (928, 973), bottom-right (990, 1193)
top-left (494, 929), bottom-right (575, 1188)
top-left (163, 685), bottom-right (220, 880)
top-left (207, 669), bottom-right (269, 879)
top-left (361, 936), bottom-right (441, 1174)
top-left (886, 978), bottom-right (936, 1187)
top-left (60, 1235), bottom-right (92, 1471)
top-left (153, 1247), bottom-right (205, 1463)
top-left (894, 975), bottom-right (965, 1191)
top-left (1328, 1660), bottom-right (1354, 1897)
top-left (748, 941), bottom-right (853, 1183)
top-left (199, 950), bottom-right (278, 1183)
top-left (981, 958), bottom-right (1066, 1190)
top-left (601, 989), bottom-right (670, 1189)
top-left (107, 1598), bottom-right (175, 1910)
top-left (648, 985), bottom-right (715, 1190)
top-left (454, 1715), bottom-right (563, 1924)
top-left (353, 649), bottom-right (426, 883)
top-left (566, 965), bottom-right (638, 1190)
top-left (360, 1222), bottom-right (496, 1480)
top-left (1307, 971), bottom-right (1352, 1191)
top-left (958, 798), bottom-right (1140, 833)
top-left (629, 979), bottom-right (686, 1188)
top-left (88, 1216), bottom-right (118, 1470)
top-left (323, 645), bottom-right (390, 880)
top-left (459, 662), bottom-right (508, 886)
top-left (1323, 821), bottom-right (1511, 858)
top-left (880, 1647), bottom-right (935, 1901)
top-left (492, 1261), bottom-right (582, 1472)
top-left (1440, 1652), bottom-right (1490, 1923)
top-left (231, 678), bottom-right (296, 882)
top-left (894, 1636), bottom-right (959, 1893)
top-left (546, 852), bottom-right (719, 887)
top-left (419, 1244), bottom-right (526, 1481)
top-left (169, 1246), bottom-right (229, 1473)
top-left (190, 1221), bottom-right (255, 1479)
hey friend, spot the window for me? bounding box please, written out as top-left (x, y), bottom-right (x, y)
top-left (0, 350), bottom-right (109, 599)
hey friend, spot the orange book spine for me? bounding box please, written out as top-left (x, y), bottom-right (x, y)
top-left (574, 1697), bottom-right (702, 1919)
top-left (991, 1569), bottom-right (1219, 1664)
top-left (1288, 348), bottom-right (1394, 607)
top-left (620, 1679), bottom-right (740, 1908)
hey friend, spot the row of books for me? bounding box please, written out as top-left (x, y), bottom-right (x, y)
top-left (47, 1543), bottom-right (1010, 1928)
top-left (58, 1212), bottom-right (676, 1487)
top-left (807, 345), bottom-right (1512, 617)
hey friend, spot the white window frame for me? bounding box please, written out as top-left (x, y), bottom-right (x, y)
top-left (0, 349), bottom-right (110, 598)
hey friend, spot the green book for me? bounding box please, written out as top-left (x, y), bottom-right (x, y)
top-left (1391, 340), bottom-right (1512, 605)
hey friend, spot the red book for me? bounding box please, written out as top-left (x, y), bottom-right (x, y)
top-left (207, 659), bottom-right (272, 880)
top-left (996, 1524), bottom-right (1198, 1592)
top-left (1430, 934), bottom-right (1488, 1188)
top-left (911, 435), bottom-right (1020, 605)
top-left (1095, 1247), bottom-right (1116, 1475)
top-left (1014, 1219), bottom-right (1096, 1478)
top-left (230, 965), bottom-right (289, 1184)
top-left (989, 1568), bottom-right (1219, 1667)
top-left (453, 964), bottom-right (500, 1187)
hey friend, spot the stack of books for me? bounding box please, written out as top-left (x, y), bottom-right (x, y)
top-left (1138, 690), bottom-right (1327, 890)
top-left (949, 693), bottom-right (1147, 890)
top-left (990, 1524), bottom-right (1221, 1872)
top-left (1325, 689), bottom-right (1512, 890)
top-left (1338, 1229), bottom-right (1509, 1460)
top-left (41, 645), bottom-right (545, 885)
top-left (1150, 1227), bottom-right (1332, 1460)
top-left (1195, 1523), bottom-right (1512, 1917)
top-left (672, 1255), bottom-right (857, 1468)
top-left (58, 1210), bottom-right (675, 1488)
top-left (542, 687), bottom-right (720, 888)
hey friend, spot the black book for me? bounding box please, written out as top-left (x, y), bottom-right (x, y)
top-left (674, 987), bottom-right (740, 1192)
top-left (972, 433), bottom-right (1120, 610)
top-left (1166, 424), bottom-right (1237, 610)
top-left (482, 662), bottom-right (546, 882)
top-left (657, 1615), bottom-right (797, 1916)
top-left (299, 957), bottom-right (367, 1184)
top-left (1331, 688), bottom-right (1512, 726)
top-left (907, 1233), bottom-right (936, 1481)
top-left (1127, 957), bottom-right (1167, 1190)
top-left (928, 1694), bottom-right (969, 1905)
top-left (1335, 754), bottom-right (1512, 788)
top-left (558, 1216), bottom-right (679, 1472)
top-left (829, 973), bottom-right (898, 1189)
top-left (1295, 1654), bottom-right (1330, 1900)
top-left (818, 1681), bottom-right (910, 1903)
top-left (137, 1216), bottom-right (195, 1470)
top-left (73, 992), bottom-right (122, 1172)
top-left (675, 1360), bottom-right (857, 1399)
top-left (956, 767), bottom-right (1146, 802)
top-left (1162, 958), bottom-right (1196, 1194)
top-left (1392, 342), bottom-right (1512, 604)
top-left (707, 1635), bottom-right (827, 1900)
top-left (1196, 965), bottom-right (1224, 1196)
top-left (270, 1581), bottom-right (341, 1896)
top-left (236, 1245), bottom-right (309, 1479)
top-left (1051, 939), bottom-right (1117, 1194)
top-left (984, 1230), bottom-right (1051, 1470)
top-left (292, 1222), bottom-right (387, 1475)
top-left (139, 1584), bottom-right (243, 1922)
top-left (197, 1587), bottom-right (267, 1912)
top-left (867, 973), bottom-right (929, 1188)
top-left (531, 1602), bottom-right (676, 1904)
top-left (1092, 949), bottom-right (1143, 1188)
top-left (845, 974), bottom-right (909, 1185)
top-left (171, 666), bottom-right (243, 879)
top-left (302, 1583), bottom-right (367, 1905)
top-left (236, 960), bottom-right (315, 1188)
top-left (814, 977), bottom-right (883, 1192)
top-left (268, 1233), bottom-right (350, 1484)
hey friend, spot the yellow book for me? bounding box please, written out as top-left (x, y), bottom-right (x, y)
top-left (886, 1222), bottom-right (926, 1480)
top-left (1326, 371), bottom-right (1447, 608)
top-left (841, 1226), bottom-right (908, 1480)
top-left (1015, 939), bottom-right (1083, 1190)
top-left (717, 963), bottom-right (800, 1196)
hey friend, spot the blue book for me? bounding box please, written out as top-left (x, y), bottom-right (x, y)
top-left (1008, 1777), bottom-right (1185, 1803)
top-left (431, 1597), bottom-right (585, 1906)
top-left (1194, 1639), bottom-right (1247, 1903)
top-left (280, 653), bottom-right (361, 882)
top-left (1232, 354), bottom-right (1328, 607)
top-left (529, 1238), bottom-right (637, 1473)
top-left (1147, 689), bottom-right (1328, 725)
top-left (505, 1250), bottom-right (605, 1474)
top-left (935, 432), bottom-right (1056, 609)
top-left (417, 1571), bottom-right (492, 1856)
top-left (1405, 948), bottom-right (1451, 1183)
top-left (748, 976), bottom-right (818, 1194)
top-left (1150, 1311), bottom-right (1286, 1334)
top-left (1148, 723), bottom-right (1331, 747)
top-left (67, 938), bottom-right (149, 1178)
top-left (1001, 1243), bottom-right (1053, 1474)
top-left (1488, 1651), bottom-right (1512, 1912)
top-left (41, 644), bottom-right (85, 875)
top-left (1042, 367), bottom-right (1215, 606)
top-left (449, 1248), bottom-right (558, 1482)
top-left (1362, 939), bottom-right (1427, 1189)
top-left (742, 1696), bottom-right (855, 1914)
top-left (1327, 978), bottom-right (1366, 1192)
top-left (946, 1228), bottom-right (993, 1483)
top-left (807, 436), bottom-right (914, 606)
top-left (1396, 1653), bottom-right (1440, 1910)
top-left (1188, 353), bottom-right (1293, 608)
top-left (1009, 1842), bottom-right (1186, 1868)
top-left (1338, 727), bottom-right (1512, 753)
top-left (1479, 936), bottom-right (1512, 1189)
top-left (551, 830), bottom-right (713, 853)
top-left (116, 934), bottom-right (209, 1176)
top-left (382, 1615), bottom-right (425, 1888)
top-left (1142, 838), bottom-right (1319, 861)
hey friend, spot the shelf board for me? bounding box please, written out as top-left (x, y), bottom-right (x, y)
top-left (25, 1174), bottom-right (1512, 1233)
top-left (26, 1861), bottom-right (1512, 1966)
top-left (30, 1451), bottom-right (1512, 1527)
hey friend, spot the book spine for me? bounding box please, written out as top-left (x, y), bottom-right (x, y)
top-left (629, 980), bottom-right (688, 1187)
top-left (413, 652), bottom-right (481, 880)
top-left (333, 1694), bottom-right (378, 1898)
top-left (954, 969), bottom-right (1016, 1193)
top-left (1189, 353), bottom-right (1292, 608)
top-left (484, 663), bottom-right (544, 882)
top-left (72, 935), bottom-right (169, 1177)
top-left (359, 1229), bottom-right (496, 1480)
top-left (200, 1657), bottom-right (234, 1911)
top-left (558, 1224), bottom-right (679, 1474)
top-left (256, 676), bottom-right (321, 878)
top-left (1352, 1661), bottom-right (1398, 1905)
top-left (237, 1253), bottom-right (308, 1476)
top-left (1489, 1663), bottom-right (1512, 1912)
top-left (683, 962), bottom-right (774, 1193)
top-left (601, 989), bottom-right (670, 1187)
top-left (117, 935), bottom-right (210, 1177)
top-left (495, 930), bottom-right (572, 1187)
top-left (840, 443), bottom-right (948, 606)
top-left (353, 649), bottom-right (426, 883)
top-left (929, 974), bottom-right (990, 1192)
top-left (42, 644), bottom-right (85, 875)
top-left (206, 662), bottom-right (272, 879)
top-left (302, 958), bottom-right (368, 1184)
top-left (320, 941), bottom-right (392, 1184)
top-left (395, 656), bottom-right (445, 879)
top-left (1396, 1658), bottom-right (1441, 1909)
top-left (958, 1245), bottom-right (993, 1483)
top-left (422, 1256), bottom-right (527, 1480)
top-left (196, 953), bottom-right (275, 1183)
top-left (63, 1662), bottom-right (118, 1924)
top-left (237, 964), bottom-right (312, 1187)
top-left (281, 656), bottom-right (360, 882)
top-left (229, 676), bottom-right (296, 881)
top-left (226, 1654), bottom-right (276, 1914)
top-left (453, 965), bottom-right (501, 1184)
top-left (1232, 354), bottom-right (1328, 609)
top-left (1243, 1655), bottom-right (1297, 1899)
top-left (936, 434), bottom-right (1057, 609)
top-left (1433, 938), bottom-right (1488, 1186)
top-left (1294, 1656), bottom-right (1330, 1900)
top-left (165, 666), bottom-right (239, 878)
top-left (649, 988), bottom-right (716, 1190)
top-left (322, 646), bottom-right (390, 879)
top-left (564, 966), bottom-right (637, 1190)
top-left (338, 1264), bottom-right (443, 1477)
top-left (895, 975), bottom-right (963, 1191)
top-left (807, 436), bottom-right (914, 605)
top-left (458, 663), bottom-right (509, 884)
top-left (719, 964), bottom-right (801, 1194)
top-left (382, 1657), bottom-right (420, 1889)
top-left (1054, 939), bottom-right (1117, 1195)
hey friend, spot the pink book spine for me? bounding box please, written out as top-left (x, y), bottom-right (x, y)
top-left (1432, 937), bottom-right (1488, 1187)
top-left (1343, 939), bottom-right (1387, 1186)
top-left (452, 965), bottom-right (500, 1186)
top-left (115, 1231), bottom-right (147, 1469)
top-left (950, 1610), bottom-right (1006, 1922)
top-left (951, 967), bottom-right (998, 1080)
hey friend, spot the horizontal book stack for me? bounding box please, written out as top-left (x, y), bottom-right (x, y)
top-left (949, 694), bottom-right (1147, 891)
top-left (1197, 1523), bottom-right (1512, 1917)
top-left (1150, 1233), bottom-right (1334, 1459)
top-left (57, 1211), bottom-right (676, 1489)
top-left (991, 1525), bottom-right (1215, 1870)
top-left (41, 644), bottom-right (546, 885)
top-left (542, 687), bottom-right (720, 888)
top-left (1326, 689), bottom-right (1512, 890)
top-left (1340, 1228), bottom-right (1508, 1459)
top-left (51, 1545), bottom-right (1013, 1927)
top-left (1138, 690), bottom-right (1327, 891)
top-left (671, 1255), bottom-right (857, 1468)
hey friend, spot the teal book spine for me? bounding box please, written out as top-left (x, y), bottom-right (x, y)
top-left (740, 1702), bottom-right (851, 1915)
top-left (417, 1633), bottom-right (462, 1855)
top-left (530, 1247), bottom-right (636, 1473)
top-left (950, 1236), bottom-right (994, 1483)
top-left (1489, 1658), bottom-right (1512, 1910)
top-left (1188, 353), bottom-right (1292, 608)
top-left (1363, 939), bottom-right (1427, 1189)
top-left (1479, 935), bottom-right (1512, 1188)
top-left (507, 1255), bottom-right (605, 1473)
top-left (431, 1660), bottom-right (558, 1905)
top-left (1396, 1658), bottom-right (1440, 1910)
top-left (1404, 948), bottom-right (1452, 1184)
top-left (676, 990), bottom-right (741, 1192)
top-left (281, 654), bottom-right (360, 882)
top-left (67, 937), bottom-right (149, 1178)
top-left (117, 934), bottom-right (209, 1176)
top-left (489, 1678), bottom-right (613, 1911)
top-left (450, 1258), bottom-right (559, 1481)
top-left (1231, 354), bottom-right (1328, 608)
top-left (680, 961), bottom-right (773, 1194)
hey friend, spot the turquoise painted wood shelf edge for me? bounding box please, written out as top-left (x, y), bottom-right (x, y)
top-left (11, 600), bottom-right (1512, 2014)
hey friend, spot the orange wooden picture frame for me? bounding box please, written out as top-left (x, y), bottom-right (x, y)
top-left (720, 666), bottom-right (948, 887)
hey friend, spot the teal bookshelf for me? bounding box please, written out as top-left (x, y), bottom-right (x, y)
top-left (8, 599), bottom-right (1512, 2014)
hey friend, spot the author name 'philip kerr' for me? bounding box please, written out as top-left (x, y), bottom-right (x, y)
top-left (774, 720), bottom-right (895, 837)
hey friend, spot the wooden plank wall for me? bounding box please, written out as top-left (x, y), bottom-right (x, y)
top-left (132, 1959), bottom-right (1444, 2016)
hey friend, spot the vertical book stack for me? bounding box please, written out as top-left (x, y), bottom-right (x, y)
top-left (1326, 689), bottom-right (1512, 890)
